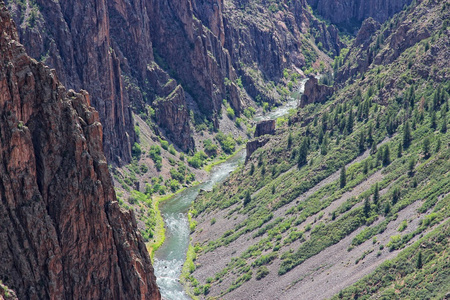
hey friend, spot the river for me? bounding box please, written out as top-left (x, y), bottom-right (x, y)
top-left (153, 77), bottom-right (310, 299)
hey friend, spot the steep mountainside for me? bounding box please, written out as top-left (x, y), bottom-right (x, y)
top-left (307, 0), bottom-right (413, 32)
top-left (0, 3), bottom-right (160, 299)
top-left (5, 0), bottom-right (341, 164)
top-left (186, 0), bottom-right (449, 298)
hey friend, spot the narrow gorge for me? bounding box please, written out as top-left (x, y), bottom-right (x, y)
top-left (0, 0), bottom-right (449, 299)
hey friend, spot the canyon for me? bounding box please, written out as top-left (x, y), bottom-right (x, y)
top-left (0, 0), bottom-right (449, 299)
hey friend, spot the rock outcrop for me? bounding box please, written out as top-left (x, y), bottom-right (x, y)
top-left (255, 120), bottom-right (276, 137)
top-left (246, 137), bottom-right (270, 161)
top-left (307, 0), bottom-right (412, 31)
top-left (300, 76), bottom-right (334, 107)
top-left (0, 4), bottom-right (160, 299)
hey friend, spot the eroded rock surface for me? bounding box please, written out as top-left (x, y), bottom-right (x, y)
top-left (0, 4), bottom-right (160, 299)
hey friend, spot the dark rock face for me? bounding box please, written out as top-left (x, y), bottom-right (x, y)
top-left (336, 18), bottom-right (381, 83)
top-left (246, 137), bottom-right (270, 161)
top-left (300, 76), bottom-right (334, 107)
top-left (222, 0), bottom-right (343, 104)
top-left (0, 4), bottom-right (160, 299)
top-left (307, 0), bottom-right (412, 31)
top-left (255, 120), bottom-right (276, 138)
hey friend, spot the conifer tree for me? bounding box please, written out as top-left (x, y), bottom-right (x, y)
top-left (416, 251), bottom-right (423, 269)
top-left (423, 137), bottom-right (430, 158)
top-left (403, 121), bottom-right (412, 148)
top-left (397, 142), bottom-right (403, 158)
top-left (373, 183), bottom-right (380, 205)
top-left (340, 165), bottom-right (346, 189)
top-left (441, 115), bottom-right (447, 133)
top-left (244, 190), bottom-right (251, 206)
top-left (287, 132), bottom-right (293, 148)
top-left (382, 145), bottom-right (391, 166)
top-left (364, 198), bottom-right (370, 218)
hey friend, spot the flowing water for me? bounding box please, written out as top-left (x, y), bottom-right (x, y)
top-left (154, 151), bottom-right (246, 299)
top-left (154, 77), bottom-right (311, 299)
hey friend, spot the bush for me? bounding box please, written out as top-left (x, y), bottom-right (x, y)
top-left (188, 151), bottom-right (208, 168)
top-left (255, 266), bottom-right (269, 280)
top-left (132, 143), bottom-right (142, 159)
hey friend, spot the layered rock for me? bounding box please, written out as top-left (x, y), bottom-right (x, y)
top-left (0, 4), bottom-right (160, 299)
top-left (300, 76), bottom-right (334, 107)
top-left (5, 0), bottom-right (136, 165)
top-left (254, 120), bottom-right (276, 137)
top-left (307, 0), bottom-right (412, 31)
top-left (246, 137), bottom-right (270, 161)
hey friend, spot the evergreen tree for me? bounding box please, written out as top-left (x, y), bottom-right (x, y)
top-left (297, 139), bottom-right (308, 168)
top-left (370, 140), bottom-right (377, 155)
top-left (363, 160), bottom-right (368, 174)
top-left (373, 183), bottom-right (380, 205)
top-left (397, 142), bottom-right (403, 158)
top-left (403, 121), bottom-right (412, 148)
top-left (435, 138), bottom-right (441, 153)
top-left (358, 132), bottom-right (365, 153)
top-left (384, 202), bottom-right (391, 216)
top-left (287, 132), bottom-right (293, 148)
top-left (272, 165), bottom-right (277, 177)
top-left (244, 190), bottom-right (251, 206)
top-left (272, 185), bottom-right (276, 194)
top-left (340, 165), bottom-right (346, 189)
top-left (363, 198), bottom-right (370, 218)
top-left (250, 163), bottom-right (255, 175)
top-left (416, 251), bottom-right (423, 269)
top-left (367, 123), bottom-right (374, 145)
top-left (382, 145), bottom-right (391, 166)
top-left (423, 137), bottom-right (430, 158)
top-left (346, 109), bottom-right (354, 133)
top-left (431, 110), bottom-right (437, 129)
top-left (441, 115), bottom-right (447, 133)
top-left (408, 158), bottom-right (415, 176)
top-left (392, 187), bottom-right (401, 204)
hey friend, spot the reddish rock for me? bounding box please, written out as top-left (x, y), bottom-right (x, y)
top-left (255, 120), bottom-right (276, 137)
top-left (0, 4), bottom-right (160, 299)
top-left (300, 76), bottom-right (334, 107)
top-left (246, 137), bottom-right (270, 161)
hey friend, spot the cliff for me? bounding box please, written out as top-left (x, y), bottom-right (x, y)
top-left (300, 75), bottom-right (334, 107)
top-left (307, 0), bottom-right (412, 31)
top-left (0, 3), bottom-right (160, 299)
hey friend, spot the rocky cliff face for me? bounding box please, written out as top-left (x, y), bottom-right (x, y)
top-left (5, 0), bottom-right (343, 161)
top-left (307, 0), bottom-right (412, 31)
top-left (0, 3), bottom-right (160, 299)
top-left (300, 75), bottom-right (334, 107)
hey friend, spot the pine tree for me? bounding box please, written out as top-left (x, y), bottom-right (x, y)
top-left (363, 160), bottom-right (368, 174)
top-left (287, 132), bottom-right (293, 148)
top-left (370, 140), bottom-right (377, 155)
top-left (346, 109), bottom-right (354, 133)
top-left (403, 121), bottom-right (412, 148)
top-left (358, 132), bottom-right (365, 153)
top-left (364, 198), bottom-right (370, 218)
top-left (244, 190), bottom-right (252, 206)
top-left (431, 111), bottom-right (437, 129)
top-left (244, 190), bottom-right (251, 206)
top-left (340, 165), bottom-right (346, 189)
top-left (441, 115), bottom-right (447, 133)
top-left (416, 251), bottom-right (423, 269)
top-left (250, 163), bottom-right (255, 175)
top-left (382, 145), bottom-right (391, 166)
top-left (373, 183), bottom-right (380, 205)
top-left (297, 139), bottom-right (308, 168)
top-left (392, 187), bottom-right (401, 204)
top-left (423, 137), bottom-right (430, 158)
top-left (272, 185), bottom-right (276, 194)
top-left (397, 142), bottom-right (403, 158)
